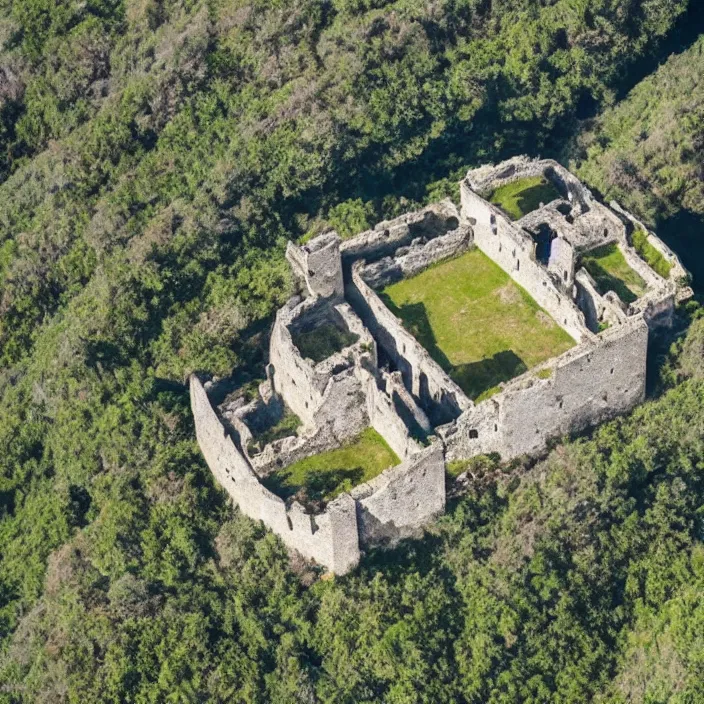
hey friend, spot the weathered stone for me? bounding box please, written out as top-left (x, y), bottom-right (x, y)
top-left (190, 156), bottom-right (691, 576)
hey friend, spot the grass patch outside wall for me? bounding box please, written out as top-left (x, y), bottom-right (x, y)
top-left (381, 249), bottom-right (575, 400)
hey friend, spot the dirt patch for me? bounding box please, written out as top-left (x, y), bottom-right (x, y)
top-left (536, 310), bottom-right (553, 327)
top-left (496, 283), bottom-right (521, 305)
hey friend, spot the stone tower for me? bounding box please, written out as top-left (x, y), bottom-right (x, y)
top-left (286, 232), bottom-right (344, 300)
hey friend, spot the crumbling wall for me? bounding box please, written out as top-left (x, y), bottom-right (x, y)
top-left (348, 263), bottom-right (471, 426)
top-left (190, 376), bottom-right (361, 574)
top-left (359, 225), bottom-right (472, 290)
top-left (350, 442), bottom-right (446, 547)
top-left (269, 296), bottom-right (372, 437)
top-left (436, 399), bottom-right (502, 460)
top-left (286, 232), bottom-right (344, 299)
top-left (574, 269), bottom-right (627, 333)
top-left (439, 316), bottom-right (648, 462)
top-left (340, 201), bottom-right (461, 265)
top-left (461, 182), bottom-right (589, 342)
top-left (496, 317), bottom-right (648, 458)
top-left (363, 369), bottom-right (424, 460)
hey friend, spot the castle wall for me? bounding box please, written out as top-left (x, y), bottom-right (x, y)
top-left (286, 233), bottom-right (344, 299)
top-left (363, 369), bottom-right (423, 460)
top-left (439, 317), bottom-right (648, 461)
top-left (460, 182), bottom-right (590, 343)
top-left (358, 225), bottom-right (472, 289)
top-left (497, 317), bottom-right (648, 458)
top-left (269, 297), bottom-right (372, 439)
top-left (350, 443), bottom-right (446, 547)
top-left (190, 376), bottom-right (360, 574)
top-left (348, 264), bottom-right (471, 426)
top-left (340, 201), bottom-right (461, 265)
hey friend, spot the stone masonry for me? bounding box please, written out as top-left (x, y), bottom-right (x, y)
top-left (191, 157), bottom-right (692, 575)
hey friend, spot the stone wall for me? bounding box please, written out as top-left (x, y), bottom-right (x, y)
top-left (268, 295), bottom-right (373, 438)
top-left (460, 181), bottom-right (590, 342)
top-left (348, 263), bottom-right (471, 426)
top-left (497, 316), bottom-right (648, 458)
top-left (358, 225), bottom-right (472, 289)
top-left (190, 375), bottom-right (361, 574)
top-left (286, 232), bottom-right (344, 299)
top-left (340, 201), bottom-right (461, 265)
top-left (350, 442), bottom-right (446, 546)
top-left (574, 268), bottom-right (626, 333)
top-left (363, 368), bottom-right (424, 460)
top-left (438, 316), bottom-right (648, 461)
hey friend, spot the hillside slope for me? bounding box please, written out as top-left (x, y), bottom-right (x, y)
top-left (570, 36), bottom-right (704, 287)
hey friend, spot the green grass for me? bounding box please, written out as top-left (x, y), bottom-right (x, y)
top-left (381, 249), bottom-right (575, 400)
top-left (292, 324), bottom-right (359, 363)
top-left (487, 176), bottom-right (562, 220)
top-left (581, 243), bottom-right (647, 304)
top-left (632, 229), bottom-right (673, 279)
top-left (248, 409), bottom-right (302, 454)
top-left (263, 428), bottom-right (400, 505)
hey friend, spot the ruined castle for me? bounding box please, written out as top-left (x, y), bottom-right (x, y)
top-left (190, 157), bottom-right (691, 575)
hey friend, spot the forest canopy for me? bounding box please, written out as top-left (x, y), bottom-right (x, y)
top-left (0, 0), bottom-right (703, 701)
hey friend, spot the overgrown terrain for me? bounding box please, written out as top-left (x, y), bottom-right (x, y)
top-left (1, 0), bottom-right (703, 701)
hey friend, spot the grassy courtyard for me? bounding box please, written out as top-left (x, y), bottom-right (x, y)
top-left (262, 428), bottom-right (399, 506)
top-left (381, 249), bottom-right (575, 400)
top-left (292, 323), bottom-right (359, 363)
top-left (582, 243), bottom-right (647, 304)
top-left (487, 175), bottom-right (561, 220)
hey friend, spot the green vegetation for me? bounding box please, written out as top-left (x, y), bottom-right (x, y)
top-left (0, 0), bottom-right (703, 698)
top-left (293, 324), bottom-right (359, 364)
top-left (262, 428), bottom-right (399, 506)
top-left (487, 176), bottom-right (561, 220)
top-left (381, 249), bottom-right (575, 400)
top-left (632, 229), bottom-right (673, 279)
top-left (571, 31), bottom-right (704, 287)
top-left (582, 243), bottom-right (647, 304)
top-left (248, 409), bottom-right (302, 455)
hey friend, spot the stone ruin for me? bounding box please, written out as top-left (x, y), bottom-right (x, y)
top-left (190, 157), bottom-right (692, 575)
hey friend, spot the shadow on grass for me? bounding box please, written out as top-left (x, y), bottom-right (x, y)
top-left (512, 181), bottom-right (562, 218)
top-left (582, 260), bottom-right (639, 304)
top-left (378, 298), bottom-right (527, 400)
top-left (262, 466), bottom-right (365, 504)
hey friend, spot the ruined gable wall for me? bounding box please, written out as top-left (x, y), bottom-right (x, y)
top-left (359, 225), bottom-right (472, 290)
top-left (339, 201), bottom-right (461, 265)
top-left (362, 368), bottom-right (423, 460)
top-left (460, 183), bottom-right (589, 342)
top-left (286, 233), bottom-right (344, 299)
top-left (190, 376), bottom-right (360, 574)
top-left (496, 317), bottom-right (648, 458)
top-left (350, 442), bottom-right (446, 547)
top-left (348, 264), bottom-right (471, 426)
